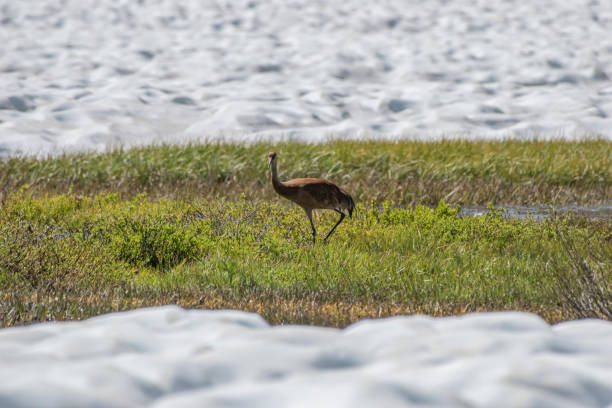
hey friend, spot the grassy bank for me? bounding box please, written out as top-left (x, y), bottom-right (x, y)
top-left (1, 192), bottom-right (610, 327)
top-left (1, 140), bottom-right (610, 327)
top-left (1, 139), bottom-right (611, 206)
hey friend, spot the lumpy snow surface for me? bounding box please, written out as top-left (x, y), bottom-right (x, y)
top-left (2, 3), bottom-right (611, 406)
top-left (1, 0), bottom-right (612, 156)
top-left (0, 306), bottom-right (611, 408)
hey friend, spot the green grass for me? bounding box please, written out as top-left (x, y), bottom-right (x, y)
top-left (2, 191), bottom-right (610, 327)
top-left (1, 139), bottom-right (611, 205)
top-left (1, 140), bottom-right (610, 327)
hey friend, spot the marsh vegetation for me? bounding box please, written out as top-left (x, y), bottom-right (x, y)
top-left (1, 140), bottom-right (610, 327)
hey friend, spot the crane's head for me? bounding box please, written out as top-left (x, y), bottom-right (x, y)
top-left (268, 152), bottom-right (277, 165)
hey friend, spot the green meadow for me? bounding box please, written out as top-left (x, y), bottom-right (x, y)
top-left (1, 140), bottom-right (611, 327)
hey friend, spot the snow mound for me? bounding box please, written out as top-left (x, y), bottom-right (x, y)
top-left (1, 0), bottom-right (612, 156)
top-left (1, 306), bottom-right (611, 407)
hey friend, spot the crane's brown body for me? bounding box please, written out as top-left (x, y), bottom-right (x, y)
top-left (272, 178), bottom-right (351, 211)
top-left (268, 152), bottom-right (354, 243)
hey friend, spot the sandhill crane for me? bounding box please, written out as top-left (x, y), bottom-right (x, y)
top-left (268, 152), bottom-right (355, 243)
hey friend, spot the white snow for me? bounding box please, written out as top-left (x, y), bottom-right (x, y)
top-left (2, 3), bottom-right (612, 404)
top-left (1, 0), bottom-right (612, 156)
top-left (0, 306), bottom-right (611, 407)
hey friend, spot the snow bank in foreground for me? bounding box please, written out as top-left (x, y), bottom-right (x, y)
top-left (1, 0), bottom-right (612, 156)
top-left (0, 306), bottom-right (611, 408)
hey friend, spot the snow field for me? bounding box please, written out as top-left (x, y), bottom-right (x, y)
top-left (1, 0), bottom-right (611, 156)
top-left (1, 306), bottom-right (611, 408)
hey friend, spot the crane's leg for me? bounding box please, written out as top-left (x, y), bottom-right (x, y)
top-left (305, 208), bottom-right (316, 243)
top-left (323, 210), bottom-right (345, 241)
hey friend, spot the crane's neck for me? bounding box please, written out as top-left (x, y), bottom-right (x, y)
top-left (270, 159), bottom-right (290, 196)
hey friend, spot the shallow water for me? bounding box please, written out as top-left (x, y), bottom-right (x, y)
top-left (460, 205), bottom-right (612, 221)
